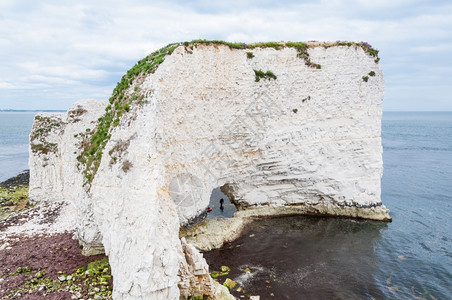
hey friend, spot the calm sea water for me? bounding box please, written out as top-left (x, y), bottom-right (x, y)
top-left (204, 111), bottom-right (452, 299)
top-left (0, 112), bottom-right (36, 182)
top-left (1, 111), bottom-right (451, 298)
top-left (377, 112), bottom-right (452, 299)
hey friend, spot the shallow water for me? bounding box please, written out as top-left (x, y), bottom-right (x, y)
top-left (205, 216), bottom-right (387, 299)
top-left (207, 188), bottom-right (236, 219)
top-left (204, 112), bottom-right (452, 299)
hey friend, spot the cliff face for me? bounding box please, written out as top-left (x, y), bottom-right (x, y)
top-left (29, 42), bottom-right (389, 299)
top-left (29, 100), bottom-right (107, 254)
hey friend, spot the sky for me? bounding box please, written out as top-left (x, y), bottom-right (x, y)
top-left (0, 0), bottom-right (451, 111)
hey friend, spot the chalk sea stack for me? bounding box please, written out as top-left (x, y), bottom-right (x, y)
top-left (29, 41), bottom-right (389, 299)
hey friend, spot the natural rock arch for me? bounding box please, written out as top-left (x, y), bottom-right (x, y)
top-left (29, 41), bottom-right (390, 299)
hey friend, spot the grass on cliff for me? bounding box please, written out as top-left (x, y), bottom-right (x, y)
top-left (30, 115), bottom-right (63, 156)
top-left (186, 40), bottom-right (377, 69)
top-left (77, 43), bottom-right (179, 185)
top-left (77, 39), bottom-right (380, 186)
top-left (254, 69), bottom-right (277, 82)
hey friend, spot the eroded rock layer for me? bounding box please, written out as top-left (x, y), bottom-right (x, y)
top-left (29, 42), bottom-right (389, 299)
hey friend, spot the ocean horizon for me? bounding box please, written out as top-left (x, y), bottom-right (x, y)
top-left (2, 110), bottom-right (451, 182)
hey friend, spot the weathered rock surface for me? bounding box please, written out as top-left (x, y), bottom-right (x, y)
top-left (29, 100), bottom-right (107, 254)
top-left (29, 42), bottom-right (389, 299)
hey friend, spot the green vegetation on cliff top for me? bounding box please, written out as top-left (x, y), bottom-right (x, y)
top-left (77, 40), bottom-right (380, 185)
top-left (77, 43), bottom-right (179, 184)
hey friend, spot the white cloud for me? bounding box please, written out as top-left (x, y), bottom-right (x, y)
top-left (0, 0), bottom-right (451, 110)
top-left (0, 82), bottom-right (15, 89)
top-left (411, 44), bottom-right (452, 53)
top-left (355, 0), bottom-right (422, 10)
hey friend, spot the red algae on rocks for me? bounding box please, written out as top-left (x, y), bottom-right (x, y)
top-left (0, 233), bottom-right (111, 299)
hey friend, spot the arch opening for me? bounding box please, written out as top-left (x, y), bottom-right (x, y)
top-left (206, 186), bottom-right (237, 219)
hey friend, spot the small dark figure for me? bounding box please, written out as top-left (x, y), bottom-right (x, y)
top-left (220, 198), bottom-right (224, 210)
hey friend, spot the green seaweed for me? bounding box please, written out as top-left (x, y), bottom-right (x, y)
top-left (4, 258), bottom-right (113, 299)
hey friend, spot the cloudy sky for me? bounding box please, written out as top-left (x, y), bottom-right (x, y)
top-left (0, 0), bottom-right (451, 111)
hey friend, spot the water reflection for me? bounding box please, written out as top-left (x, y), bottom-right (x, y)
top-left (204, 216), bottom-right (387, 299)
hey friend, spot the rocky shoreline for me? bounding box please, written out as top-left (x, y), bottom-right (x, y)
top-left (0, 172), bottom-right (112, 299)
top-left (0, 171), bottom-right (29, 189)
top-left (1, 168), bottom-right (389, 300)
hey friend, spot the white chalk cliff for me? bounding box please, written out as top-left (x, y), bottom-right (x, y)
top-left (29, 41), bottom-right (390, 299)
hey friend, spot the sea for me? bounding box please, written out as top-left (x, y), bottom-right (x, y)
top-left (0, 112), bottom-right (36, 182)
top-left (1, 111), bottom-right (451, 299)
